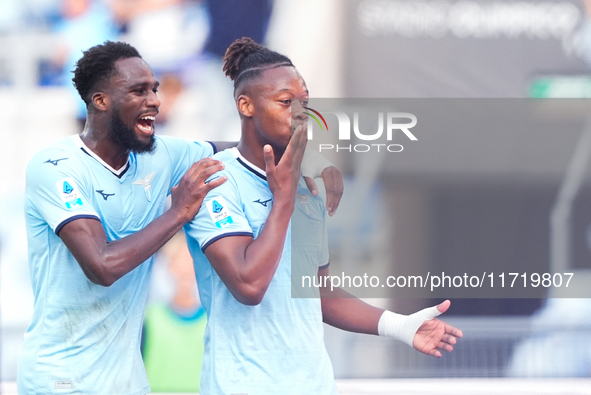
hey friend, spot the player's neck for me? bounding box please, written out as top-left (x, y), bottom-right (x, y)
top-left (80, 124), bottom-right (130, 171)
top-left (236, 140), bottom-right (286, 171)
top-left (237, 122), bottom-right (288, 170)
top-left (236, 140), bottom-right (263, 170)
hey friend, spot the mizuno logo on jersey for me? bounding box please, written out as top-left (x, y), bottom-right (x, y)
top-left (133, 172), bottom-right (154, 202)
top-left (206, 197), bottom-right (233, 228)
top-left (253, 198), bottom-right (272, 207)
top-left (44, 158), bottom-right (68, 166)
top-left (56, 178), bottom-right (83, 209)
top-left (54, 380), bottom-right (72, 389)
top-left (95, 190), bottom-right (115, 200)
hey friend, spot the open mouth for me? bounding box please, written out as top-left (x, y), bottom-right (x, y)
top-left (137, 115), bottom-right (156, 133)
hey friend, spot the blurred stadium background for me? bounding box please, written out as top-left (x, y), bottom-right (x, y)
top-left (2, 0), bottom-right (591, 393)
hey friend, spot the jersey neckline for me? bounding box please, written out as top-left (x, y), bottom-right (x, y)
top-left (228, 147), bottom-right (267, 181)
top-left (71, 135), bottom-right (131, 178)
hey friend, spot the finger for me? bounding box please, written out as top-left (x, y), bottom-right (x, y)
top-left (292, 123), bottom-right (304, 140)
top-left (321, 167), bottom-right (344, 216)
top-left (294, 123), bottom-right (307, 147)
top-left (277, 136), bottom-right (294, 170)
top-left (202, 175), bottom-right (227, 191)
top-left (183, 159), bottom-right (221, 183)
top-left (190, 158), bottom-right (221, 171)
top-left (437, 299), bottom-right (451, 314)
top-left (263, 145), bottom-right (276, 173)
top-left (441, 334), bottom-right (457, 345)
top-left (429, 349), bottom-right (442, 358)
top-left (298, 126), bottom-right (309, 154)
top-left (290, 125), bottom-right (306, 164)
top-left (418, 304), bottom-right (442, 321)
top-left (304, 176), bottom-right (318, 196)
top-left (326, 191), bottom-right (342, 216)
top-left (195, 158), bottom-right (220, 166)
top-left (438, 342), bottom-right (453, 352)
top-left (197, 162), bottom-right (225, 183)
top-left (290, 124), bottom-right (303, 154)
top-left (445, 324), bottom-right (463, 338)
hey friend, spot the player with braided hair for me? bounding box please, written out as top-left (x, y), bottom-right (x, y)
top-left (184, 37), bottom-right (462, 394)
top-left (222, 37), bottom-right (293, 90)
top-left (223, 37), bottom-right (342, 215)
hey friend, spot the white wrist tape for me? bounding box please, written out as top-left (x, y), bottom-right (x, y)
top-left (377, 305), bottom-right (442, 347)
top-left (301, 148), bottom-right (333, 179)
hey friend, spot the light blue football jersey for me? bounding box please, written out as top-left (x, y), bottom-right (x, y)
top-left (19, 134), bottom-right (213, 395)
top-left (185, 147), bottom-right (337, 395)
top-left (291, 177), bottom-right (330, 299)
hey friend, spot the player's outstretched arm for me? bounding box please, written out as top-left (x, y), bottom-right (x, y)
top-left (319, 267), bottom-right (462, 357)
top-left (319, 267), bottom-right (384, 334)
top-left (59, 159), bottom-right (226, 286)
top-left (203, 127), bottom-right (307, 305)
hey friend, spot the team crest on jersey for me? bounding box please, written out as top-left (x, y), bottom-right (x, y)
top-left (133, 172), bottom-right (155, 201)
top-left (56, 178), bottom-right (83, 209)
top-left (206, 197), bottom-right (233, 228)
top-left (297, 193), bottom-right (312, 215)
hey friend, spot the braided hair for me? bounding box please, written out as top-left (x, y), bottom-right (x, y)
top-left (72, 41), bottom-right (141, 107)
top-left (222, 37), bottom-right (294, 95)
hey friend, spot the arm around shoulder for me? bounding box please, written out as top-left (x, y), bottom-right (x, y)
top-left (58, 158), bottom-right (226, 286)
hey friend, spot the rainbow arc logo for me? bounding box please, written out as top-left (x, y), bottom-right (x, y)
top-left (303, 107), bottom-right (329, 131)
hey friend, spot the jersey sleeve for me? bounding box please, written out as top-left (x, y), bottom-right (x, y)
top-left (26, 150), bottom-right (99, 234)
top-left (316, 204), bottom-right (329, 269)
top-left (316, 181), bottom-right (330, 269)
top-left (294, 178), bottom-right (330, 269)
top-left (184, 171), bottom-right (253, 252)
top-left (157, 136), bottom-right (215, 191)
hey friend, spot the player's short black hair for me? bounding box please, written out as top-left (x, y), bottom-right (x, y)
top-left (72, 41), bottom-right (141, 107)
top-left (222, 37), bottom-right (293, 95)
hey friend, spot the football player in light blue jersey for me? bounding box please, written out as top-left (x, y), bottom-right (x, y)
top-left (17, 42), bottom-right (229, 395)
top-left (185, 38), bottom-right (463, 394)
top-left (19, 40), bottom-right (343, 395)
top-left (19, 41), bottom-right (228, 395)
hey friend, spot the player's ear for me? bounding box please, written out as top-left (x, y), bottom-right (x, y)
top-left (91, 92), bottom-right (109, 112)
top-left (237, 94), bottom-right (254, 118)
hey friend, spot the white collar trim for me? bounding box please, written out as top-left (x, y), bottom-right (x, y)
top-left (228, 147), bottom-right (267, 178)
top-left (71, 134), bottom-right (130, 176)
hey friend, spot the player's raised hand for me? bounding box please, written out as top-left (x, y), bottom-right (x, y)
top-left (290, 123), bottom-right (308, 174)
top-left (263, 143), bottom-right (289, 208)
top-left (170, 158), bottom-right (226, 222)
top-left (412, 300), bottom-right (463, 358)
top-left (264, 124), bottom-right (307, 212)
